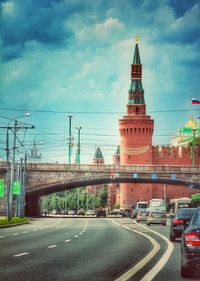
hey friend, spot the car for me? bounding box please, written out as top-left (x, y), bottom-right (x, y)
top-left (86, 209), bottom-right (96, 216)
top-left (96, 210), bottom-right (106, 218)
top-left (68, 210), bottom-right (76, 216)
top-left (181, 207), bottom-right (200, 278)
top-left (77, 210), bottom-right (85, 216)
top-left (136, 210), bottom-right (149, 222)
top-left (170, 208), bottom-right (196, 242)
top-left (122, 209), bottom-right (132, 218)
top-left (147, 210), bottom-right (166, 226)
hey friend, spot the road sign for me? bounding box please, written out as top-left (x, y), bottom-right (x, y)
top-left (12, 181), bottom-right (21, 195)
top-left (0, 179), bottom-right (4, 197)
top-left (171, 174), bottom-right (176, 180)
top-left (151, 173), bottom-right (157, 180)
top-left (133, 173), bottom-right (139, 178)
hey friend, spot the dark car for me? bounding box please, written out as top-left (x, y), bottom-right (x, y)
top-left (181, 207), bottom-right (200, 278)
top-left (122, 209), bottom-right (132, 218)
top-left (96, 210), bottom-right (106, 218)
top-left (170, 208), bottom-right (196, 242)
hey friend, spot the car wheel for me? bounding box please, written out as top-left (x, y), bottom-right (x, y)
top-left (147, 223), bottom-right (150, 226)
top-left (170, 233), bottom-right (175, 242)
top-left (181, 264), bottom-right (192, 278)
top-left (136, 220), bottom-right (139, 223)
top-left (163, 223), bottom-right (166, 226)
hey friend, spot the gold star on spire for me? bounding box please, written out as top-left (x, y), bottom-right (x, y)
top-left (135, 36), bottom-right (140, 44)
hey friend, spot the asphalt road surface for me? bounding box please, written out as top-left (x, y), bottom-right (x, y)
top-left (0, 217), bottom-right (199, 281)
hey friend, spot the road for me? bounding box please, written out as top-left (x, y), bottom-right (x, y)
top-left (0, 217), bottom-right (199, 281)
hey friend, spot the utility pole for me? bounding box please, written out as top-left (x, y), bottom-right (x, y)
top-left (1, 114), bottom-right (34, 221)
top-left (75, 126), bottom-right (82, 212)
top-left (67, 114), bottom-right (73, 164)
top-left (75, 126), bottom-right (82, 164)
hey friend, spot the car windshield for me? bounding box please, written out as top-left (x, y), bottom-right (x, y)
top-left (177, 210), bottom-right (195, 219)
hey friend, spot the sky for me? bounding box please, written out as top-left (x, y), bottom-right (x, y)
top-left (0, 0), bottom-right (200, 164)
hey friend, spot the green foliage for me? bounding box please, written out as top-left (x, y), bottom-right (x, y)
top-left (41, 186), bottom-right (108, 211)
top-left (0, 217), bottom-right (29, 226)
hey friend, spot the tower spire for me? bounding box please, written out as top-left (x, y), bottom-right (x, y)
top-left (127, 38), bottom-right (146, 114)
top-left (133, 37), bottom-right (141, 64)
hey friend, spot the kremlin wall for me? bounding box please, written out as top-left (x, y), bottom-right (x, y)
top-left (92, 40), bottom-right (200, 211)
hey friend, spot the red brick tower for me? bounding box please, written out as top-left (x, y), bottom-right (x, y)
top-left (119, 39), bottom-right (154, 209)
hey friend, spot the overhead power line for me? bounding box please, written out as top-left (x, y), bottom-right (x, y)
top-left (0, 107), bottom-right (200, 115)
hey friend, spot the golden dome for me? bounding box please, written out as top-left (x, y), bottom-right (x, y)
top-left (185, 115), bottom-right (198, 128)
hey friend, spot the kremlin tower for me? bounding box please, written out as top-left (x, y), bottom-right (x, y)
top-left (119, 39), bottom-right (154, 209)
top-left (118, 39), bottom-right (200, 210)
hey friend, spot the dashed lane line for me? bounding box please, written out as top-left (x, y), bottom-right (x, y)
top-left (13, 252), bottom-right (30, 257)
top-left (65, 239), bottom-right (71, 243)
top-left (0, 236), bottom-right (5, 239)
top-left (48, 245), bottom-right (58, 249)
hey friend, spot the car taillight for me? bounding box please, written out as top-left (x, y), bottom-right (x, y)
top-left (185, 232), bottom-right (200, 246)
top-left (173, 219), bottom-right (184, 225)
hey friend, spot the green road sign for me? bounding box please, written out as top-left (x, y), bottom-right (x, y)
top-left (191, 193), bottom-right (200, 200)
top-left (13, 181), bottom-right (21, 195)
top-left (0, 179), bottom-right (4, 197)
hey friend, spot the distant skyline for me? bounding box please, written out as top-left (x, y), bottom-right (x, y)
top-left (0, 0), bottom-right (200, 164)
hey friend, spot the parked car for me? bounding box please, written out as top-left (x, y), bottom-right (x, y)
top-left (86, 209), bottom-right (96, 216)
top-left (181, 207), bottom-right (200, 278)
top-left (136, 210), bottom-right (149, 222)
top-left (77, 210), bottom-right (85, 216)
top-left (68, 210), bottom-right (76, 216)
top-left (96, 210), bottom-right (106, 218)
top-left (147, 210), bottom-right (166, 226)
top-left (170, 208), bottom-right (196, 242)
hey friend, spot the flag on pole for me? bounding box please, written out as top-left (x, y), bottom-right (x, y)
top-left (192, 98), bottom-right (200, 104)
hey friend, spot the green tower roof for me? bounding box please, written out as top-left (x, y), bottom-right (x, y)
top-left (93, 146), bottom-right (104, 159)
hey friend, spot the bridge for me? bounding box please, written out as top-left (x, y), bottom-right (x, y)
top-left (0, 162), bottom-right (200, 216)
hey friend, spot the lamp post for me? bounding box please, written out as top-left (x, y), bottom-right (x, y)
top-left (6, 113), bottom-right (31, 221)
top-left (192, 128), bottom-right (198, 166)
top-left (67, 114), bottom-right (73, 164)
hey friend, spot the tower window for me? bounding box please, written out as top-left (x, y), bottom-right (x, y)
top-left (136, 107), bottom-right (139, 114)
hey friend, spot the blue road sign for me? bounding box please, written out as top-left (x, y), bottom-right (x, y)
top-left (133, 173), bottom-right (139, 178)
top-left (171, 174), bottom-right (176, 180)
top-left (151, 173), bottom-right (157, 180)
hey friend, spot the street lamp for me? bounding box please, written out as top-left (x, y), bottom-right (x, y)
top-left (67, 114), bottom-right (73, 164)
top-left (6, 113), bottom-right (31, 221)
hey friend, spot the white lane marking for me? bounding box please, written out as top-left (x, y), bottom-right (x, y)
top-left (79, 232), bottom-right (83, 235)
top-left (112, 220), bottom-right (160, 281)
top-left (22, 231), bottom-right (28, 234)
top-left (74, 235), bottom-right (79, 238)
top-left (48, 245), bottom-right (57, 248)
top-left (65, 239), bottom-right (71, 243)
top-left (0, 236), bottom-right (5, 239)
top-left (13, 252), bottom-right (30, 257)
top-left (33, 229), bottom-right (38, 231)
top-left (139, 224), bottom-right (174, 281)
top-left (13, 233), bottom-right (18, 236)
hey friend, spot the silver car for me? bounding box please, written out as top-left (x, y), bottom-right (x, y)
top-left (147, 210), bottom-right (166, 226)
